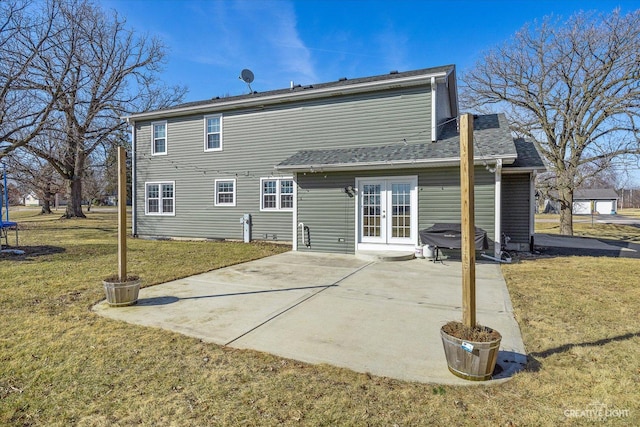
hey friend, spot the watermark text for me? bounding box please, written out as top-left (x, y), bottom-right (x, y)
top-left (564, 401), bottom-right (630, 421)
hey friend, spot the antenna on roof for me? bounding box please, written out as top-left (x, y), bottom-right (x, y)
top-left (239, 69), bottom-right (254, 94)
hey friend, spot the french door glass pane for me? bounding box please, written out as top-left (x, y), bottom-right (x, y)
top-left (391, 183), bottom-right (411, 238)
top-left (362, 184), bottom-right (381, 237)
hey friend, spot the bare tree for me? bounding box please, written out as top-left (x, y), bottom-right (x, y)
top-left (5, 140), bottom-right (65, 214)
top-left (26, 0), bottom-right (185, 218)
top-left (82, 158), bottom-right (107, 212)
top-left (579, 162), bottom-right (624, 190)
top-left (0, 0), bottom-right (67, 157)
top-left (620, 188), bottom-right (640, 209)
top-left (462, 9), bottom-right (640, 235)
top-left (102, 128), bottom-right (131, 202)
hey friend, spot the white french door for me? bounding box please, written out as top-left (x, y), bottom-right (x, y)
top-left (357, 176), bottom-right (418, 250)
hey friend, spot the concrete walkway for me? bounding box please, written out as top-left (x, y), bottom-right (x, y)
top-left (93, 252), bottom-right (527, 385)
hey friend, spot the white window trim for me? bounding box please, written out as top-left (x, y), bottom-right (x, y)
top-left (260, 177), bottom-right (295, 212)
top-left (215, 178), bottom-right (236, 207)
top-left (144, 181), bottom-right (175, 216)
top-left (203, 114), bottom-right (223, 152)
top-left (151, 120), bottom-right (168, 156)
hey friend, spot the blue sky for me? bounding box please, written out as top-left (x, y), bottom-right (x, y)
top-left (104, 0), bottom-right (638, 102)
top-left (102, 0), bottom-right (639, 185)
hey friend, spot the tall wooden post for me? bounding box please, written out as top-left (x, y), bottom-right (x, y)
top-left (460, 114), bottom-right (476, 328)
top-left (117, 146), bottom-right (127, 281)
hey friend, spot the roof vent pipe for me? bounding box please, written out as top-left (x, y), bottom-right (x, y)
top-left (290, 80), bottom-right (294, 90)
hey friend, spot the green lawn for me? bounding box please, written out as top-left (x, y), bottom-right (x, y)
top-left (1, 208), bottom-right (638, 425)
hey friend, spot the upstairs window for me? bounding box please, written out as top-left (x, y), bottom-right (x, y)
top-left (215, 179), bottom-right (236, 206)
top-left (145, 182), bottom-right (174, 215)
top-left (204, 115), bottom-right (222, 151)
top-left (261, 178), bottom-right (294, 211)
top-left (152, 121), bottom-right (167, 155)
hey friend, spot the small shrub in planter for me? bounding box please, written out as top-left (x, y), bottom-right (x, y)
top-left (441, 320), bottom-right (501, 342)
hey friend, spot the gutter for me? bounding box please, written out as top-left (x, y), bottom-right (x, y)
top-left (276, 155), bottom-right (516, 173)
top-left (501, 165), bottom-right (547, 174)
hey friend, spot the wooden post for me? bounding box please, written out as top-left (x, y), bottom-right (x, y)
top-left (117, 146), bottom-right (127, 282)
top-left (460, 114), bottom-right (476, 328)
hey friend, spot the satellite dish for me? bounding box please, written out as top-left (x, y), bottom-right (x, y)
top-left (240, 69), bottom-right (254, 84)
top-left (239, 69), bottom-right (254, 94)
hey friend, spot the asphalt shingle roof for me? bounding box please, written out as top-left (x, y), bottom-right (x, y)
top-left (276, 113), bottom-right (517, 170)
top-left (574, 189), bottom-right (619, 200)
top-left (505, 138), bottom-right (546, 170)
top-left (138, 65), bottom-right (455, 116)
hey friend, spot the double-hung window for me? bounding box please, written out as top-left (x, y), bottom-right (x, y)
top-left (215, 179), bottom-right (236, 206)
top-left (152, 121), bottom-right (167, 155)
top-left (145, 182), bottom-right (175, 215)
top-left (204, 115), bottom-right (222, 151)
top-left (260, 177), bottom-right (294, 211)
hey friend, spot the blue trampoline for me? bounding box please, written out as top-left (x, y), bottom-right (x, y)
top-left (1, 163), bottom-right (19, 249)
top-left (0, 221), bottom-right (18, 248)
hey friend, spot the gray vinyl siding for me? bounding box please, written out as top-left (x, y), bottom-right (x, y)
top-left (296, 172), bottom-right (357, 254)
top-left (501, 173), bottom-right (531, 244)
top-left (295, 166), bottom-right (495, 254)
top-left (418, 166), bottom-right (495, 244)
top-left (134, 86), bottom-right (433, 241)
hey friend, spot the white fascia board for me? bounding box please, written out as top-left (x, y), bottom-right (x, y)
top-left (276, 155), bottom-right (516, 173)
top-left (124, 72), bottom-right (450, 122)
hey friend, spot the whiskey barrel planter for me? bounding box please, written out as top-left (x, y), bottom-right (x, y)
top-left (440, 323), bottom-right (502, 381)
top-left (103, 276), bottom-right (140, 307)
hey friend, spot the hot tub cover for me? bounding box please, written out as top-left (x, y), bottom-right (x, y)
top-left (419, 223), bottom-right (489, 250)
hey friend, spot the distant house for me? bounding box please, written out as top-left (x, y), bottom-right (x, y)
top-left (23, 192), bottom-right (40, 207)
top-left (124, 65), bottom-right (546, 256)
top-left (104, 195), bottom-right (117, 206)
top-left (573, 189), bottom-right (618, 215)
top-left (543, 188), bottom-right (619, 215)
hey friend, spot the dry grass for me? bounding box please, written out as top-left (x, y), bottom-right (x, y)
top-left (1, 208), bottom-right (638, 425)
top-left (535, 215), bottom-right (640, 243)
top-left (619, 208), bottom-right (640, 218)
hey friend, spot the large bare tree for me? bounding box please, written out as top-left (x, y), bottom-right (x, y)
top-left (462, 9), bottom-right (640, 235)
top-left (26, 0), bottom-right (185, 218)
top-left (0, 0), bottom-right (65, 157)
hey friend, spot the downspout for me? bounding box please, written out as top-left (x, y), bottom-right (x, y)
top-left (431, 76), bottom-right (437, 142)
top-left (292, 172), bottom-right (297, 251)
top-left (494, 159), bottom-right (502, 258)
top-left (530, 171), bottom-right (537, 252)
top-left (129, 119), bottom-right (137, 237)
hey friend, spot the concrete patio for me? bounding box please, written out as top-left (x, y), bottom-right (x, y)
top-left (93, 251), bottom-right (527, 385)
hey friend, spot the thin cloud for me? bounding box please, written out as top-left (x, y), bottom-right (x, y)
top-left (257, 3), bottom-right (318, 83)
top-left (375, 24), bottom-right (411, 72)
top-left (179, 0), bottom-right (317, 89)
